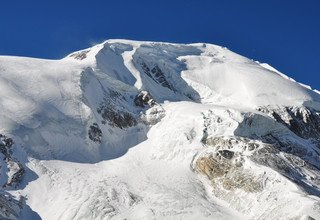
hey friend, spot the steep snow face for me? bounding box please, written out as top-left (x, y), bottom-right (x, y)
top-left (0, 39), bottom-right (320, 219)
top-left (180, 44), bottom-right (320, 108)
top-left (67, 40), bottom-right (320, 108)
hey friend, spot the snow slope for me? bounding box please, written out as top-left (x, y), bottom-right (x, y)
top-left (0, 39), bottom-right (319, 219)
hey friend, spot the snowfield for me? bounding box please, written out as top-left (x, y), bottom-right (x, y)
top-left (0, 39), bottom-right (319, 220)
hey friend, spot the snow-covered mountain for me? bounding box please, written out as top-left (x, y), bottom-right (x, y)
top-left (0, 39), bottom-right (320, 220)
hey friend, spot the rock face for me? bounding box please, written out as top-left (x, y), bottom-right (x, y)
top-left (134, 91), bottom-right (155, 108)
top-left (195, 106), bottom-right (320, 219)
top-left (100, 106), bottom-right (137, 129)
top-left (258, 106), bottom-right (320, 143)
top-left (0, 134), bottom-right (26, 219)
top-left (0, 192), bottom-right (23, 220)
top-left (138, 61), bottom-right (176, 91)
top-left (196, 135), bottom-right (266, 195)
top-left (69, 50), bottom-right (90, 60)
top-left (195, 153), bottom-right (263, 193)
top-left (88, 123), bottom-right (102, 143)
top-left (95, 90), bottom-right (138, 129)
top-left (0, 134), bottom-right (24, 188)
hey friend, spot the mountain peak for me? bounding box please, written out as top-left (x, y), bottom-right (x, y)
top-left (0, 40), bottom-right (320, 219)
top-left (66, 39), bottom-right (320, 109)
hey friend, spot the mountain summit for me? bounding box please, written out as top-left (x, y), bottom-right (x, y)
top-left (0, 40), bottom-right (320, 219)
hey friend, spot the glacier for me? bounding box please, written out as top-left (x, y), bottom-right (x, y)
top-left (0, 39), bottom-right (319, 219)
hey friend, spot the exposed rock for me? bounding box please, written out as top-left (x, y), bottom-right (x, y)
top-left (140, 105), bottom-right (165, 125)
top-left (4, 161), bottom-right (25, 188)
top-left (258, 106), bottom-right (320, 142)
top-left (139, 61), bottom-right (175, 91)
top-left (151, 65), bottom-right (175, 90)
top-left (218, 150), bottom-right (234, 159)
top-left (88, 123), bottom-right (102, 143)
top-left (0, 134), bottom-right (13, 158)
top-left (69, 50), bottom-right (90, 60)
top-left (196, 155), bottom-right (231, 178)
top-left (200, 127), bottom-right (209, 144)
top-left (100, 107), bottom-right (137, 129)
top-left (0, 134), bottom-right (25, 189)
top-left (134, 91), bottom-right (155, 108)
top-left (196, 129), bottom-right (264, 194)
top-left (199, 108), bottom-right (320, 199)
top-left (202, 135), bottom-right (258, 153)
top-left (0, 192), bottom-right (23, 220)
top-left (195, 154), bottom-right (263, 193)
top-left (195, 130), bottom-right (320, 218)
top-left (96, 90), bottom-right (137, 129)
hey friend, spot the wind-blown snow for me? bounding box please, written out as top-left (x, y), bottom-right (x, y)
top-left (0, 39), bottom-right (319, 220)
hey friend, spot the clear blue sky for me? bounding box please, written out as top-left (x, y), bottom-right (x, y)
top-left (1, 0), bottom-right (319, 89)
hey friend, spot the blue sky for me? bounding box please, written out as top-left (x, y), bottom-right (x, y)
top-left (1, 0), bottom-right (319, 89)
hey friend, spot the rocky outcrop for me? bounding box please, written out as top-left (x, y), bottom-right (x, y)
top-left (235, 110), bottom-right (320, 195)
top-left (97, 90), bottom-right (138, 129)
top-left (257, 106), bottom-right (320, 142)
top-left (0, 134), bottom-right (13, 157)
top-left (195, 154), bottom-right (263, 193)
top-left (69, 50), bottom-right (90, 60)
top-left (0, 192), bottom-right (24, 220)
top-left (196, 136), bottom-right (264, 194)
top-left (138, 61), bottom-right (175, 91)
top-left (100, 107), bottom-right (137, 129)
top-left (140, 105), bottom-right (165, 125)
top-left (134, 91), bottom-right (155, 108)
top-left (0, 134), bottom-right (24, 188)
top-left (134, 90), bottom-right (166, 125)
top-left (0, 135), bottom-right (26, 219)
top-left (88, 123), bottom-right (102, 144)
top-left (194, 107), bottom-right (320, 218)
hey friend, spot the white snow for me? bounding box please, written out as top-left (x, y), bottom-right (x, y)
top-left (0, 39), bottom-right (319, 219)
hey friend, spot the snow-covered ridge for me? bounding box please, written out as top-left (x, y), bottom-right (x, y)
top-left (67, 39), bottom-right (320, 108)
top-left (0, 39), bottom-right (319, 219)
